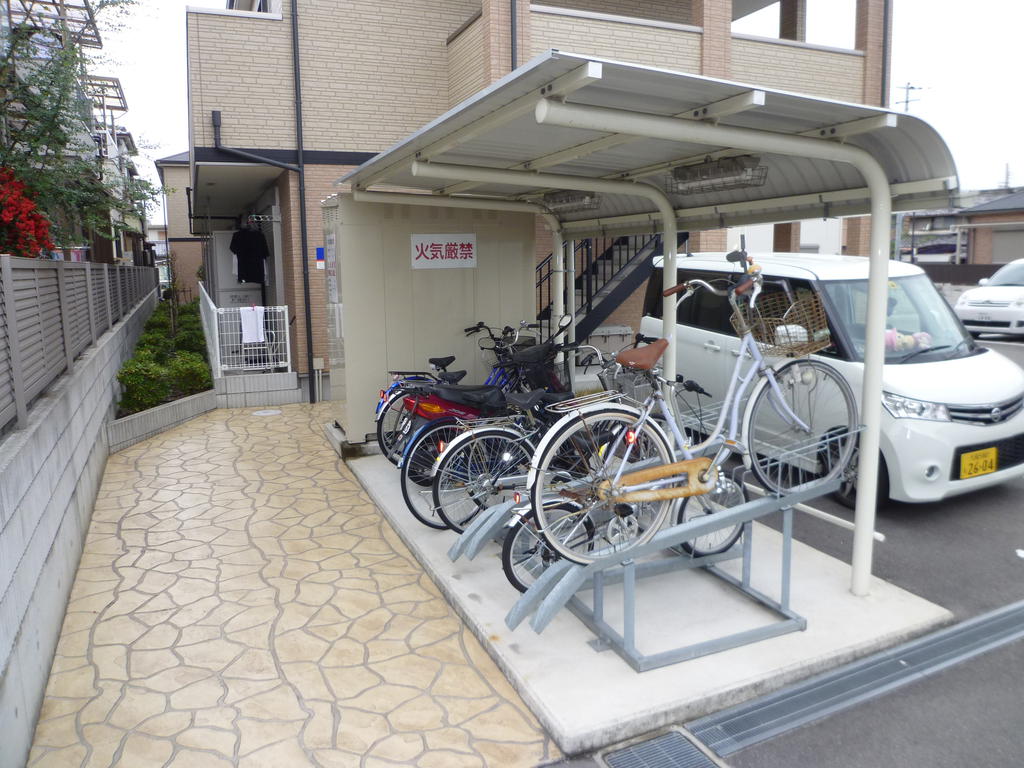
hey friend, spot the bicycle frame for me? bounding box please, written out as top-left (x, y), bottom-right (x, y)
top-left (593, 296), bottom-right (813, 501)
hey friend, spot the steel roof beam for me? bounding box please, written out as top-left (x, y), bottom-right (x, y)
top-left (799, 113), bottom-right (898, 140)
top-left (439, 89), bottom-right (766, 195)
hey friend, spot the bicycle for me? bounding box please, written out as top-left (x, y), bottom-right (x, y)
top-left (375, 320), bottom-right (538, 463)
top-left (528, 249), bottom-right (858, 565)
top-left (397, 320), bottom-right (576, 528)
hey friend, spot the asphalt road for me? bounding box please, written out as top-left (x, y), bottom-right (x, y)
top-left (730, 334), bottom-right (1024, 768)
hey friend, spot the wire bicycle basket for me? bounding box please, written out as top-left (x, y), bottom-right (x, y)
top-left (731, 291), bottom-right (831, 357)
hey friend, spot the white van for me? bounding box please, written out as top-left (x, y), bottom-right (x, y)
top-left (640, 252), bottom-right (1024, 505)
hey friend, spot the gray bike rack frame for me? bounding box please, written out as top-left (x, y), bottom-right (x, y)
top-left (485, 478), bottom-right (841, 673)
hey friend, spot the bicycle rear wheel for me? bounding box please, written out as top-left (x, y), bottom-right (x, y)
top-left (432, 427), bottom-right (533, 533)
top-left (377, 387), bottom-right (417, 464)
top-left (529, 408), bottom-right (674, 565)
top-left (744, 359), bottom-right (857, 495)
top-left (501, 506), bottom-right (593, 592)
top-left (400, 421), bottom-right (466, 529)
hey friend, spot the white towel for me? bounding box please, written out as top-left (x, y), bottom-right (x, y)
top-left (239, 306), bottom-right (265, 343)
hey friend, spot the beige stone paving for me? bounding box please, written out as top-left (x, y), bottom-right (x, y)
top-left (28, 404), bottom-right (560, 768)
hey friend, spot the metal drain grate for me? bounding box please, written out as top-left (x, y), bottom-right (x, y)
top-left (603, 731), bottom-right (717, 768)
top-left (688, 599), bottom-right (1024, 756)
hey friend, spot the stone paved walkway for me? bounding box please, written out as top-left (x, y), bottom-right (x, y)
top-left (28, 405), bottom-right (559, 768)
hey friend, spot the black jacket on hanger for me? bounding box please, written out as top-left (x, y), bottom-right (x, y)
top-left (230, 226), bottom-right (270, 284)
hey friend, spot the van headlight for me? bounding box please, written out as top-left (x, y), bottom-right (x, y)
top-left (882, 392), bottom-right (951, 421)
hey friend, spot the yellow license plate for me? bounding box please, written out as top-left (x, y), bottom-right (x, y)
top-left (960, 447), bottom-right (998, 479)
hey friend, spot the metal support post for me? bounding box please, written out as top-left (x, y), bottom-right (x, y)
top-left (103, 263), bottom-right (112, 332)
top-left (85, 263), bottom-right (97, 344)
top-left (56, 261), bottom-right (74, 371)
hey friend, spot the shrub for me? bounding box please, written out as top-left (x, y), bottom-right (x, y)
top-left (117, 355), bottom-right (171, 415)
top-left (136, 330), bottom-right (174, 363)
top-left (167, 351), bottom-right (212, 397)
top-left (175, 328), bottom-right (207, 358)
top-left (178, 299), bottom-right (200, 318)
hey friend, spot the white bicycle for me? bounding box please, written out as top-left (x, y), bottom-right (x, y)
top-left (527, 250), bottom-right (859, 565)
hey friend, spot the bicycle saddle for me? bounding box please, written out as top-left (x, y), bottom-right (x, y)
top-left (434, 385), bottom-right (506, 411)
top-left (437, 370), bottom-right (467, 384)
top-left (615, 338), bottom-right (668, 370)
top-left (429, 355), bottom-right (456, 370)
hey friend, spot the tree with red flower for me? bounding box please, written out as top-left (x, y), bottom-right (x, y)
top-left (0, 167), bottom-right (53, 258)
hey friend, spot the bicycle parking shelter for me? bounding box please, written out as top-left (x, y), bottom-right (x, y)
top-left (330, 50), bottom-right (958, 599)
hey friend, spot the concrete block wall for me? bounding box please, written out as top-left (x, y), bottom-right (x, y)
top-left (0, 292), bottom-right (155, 768)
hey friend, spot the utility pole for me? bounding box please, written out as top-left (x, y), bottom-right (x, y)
top-left (895, 82), bottom-right (922, 112)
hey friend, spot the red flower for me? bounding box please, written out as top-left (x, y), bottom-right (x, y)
top-left (0, 168), bottom-right (53, 257)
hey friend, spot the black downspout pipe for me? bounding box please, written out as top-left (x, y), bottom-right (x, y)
top-left (881, 0), bottom-right (891, 107)
top-left (290, 0), bottom-right (317, 404)
top-left (510, 0), bottom-right (517, 71)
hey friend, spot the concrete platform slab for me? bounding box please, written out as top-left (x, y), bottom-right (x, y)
top-left (349, 454), bottom-right (953, 755)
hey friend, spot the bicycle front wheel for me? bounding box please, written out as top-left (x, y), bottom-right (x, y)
top-left (673, 475), bottom-right (745, 557)
top-left (400, 421), bottom-right (466, 529)
top-left (432, 427), bottom-right (534, 533)
top-left (529, 408), bottom-right (675, 565)
top-left (744, 359), bottom-right (857, 495)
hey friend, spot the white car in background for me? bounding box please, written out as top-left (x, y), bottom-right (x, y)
top-left (640, 253), bottom-right (1024, 506)
top-left (954, 258), bottom-right (1024, 336)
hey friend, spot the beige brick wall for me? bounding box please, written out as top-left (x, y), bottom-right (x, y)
top-left (855, 0), bottom-right (888, 106)
top-left (732, 37), bottom-right (864, 102)
top-left (298, 0), bottom-right (480, 151)
top-left (694, 0), bottom-right (731, 77)
top-left (529, 9), bottom-right (701, 71)
top-left (188, 10), bottom-right (296, 149)
top-left (189, 0), bottom-right (481, 153)
top-left (161, 166), bottom-right (193, 240)
top-left (169, 241), bottom-right (204, 301)
top-left (539, 1), bottom-right (694, 26)
top-left (448, 15), bottom-right (487, 108)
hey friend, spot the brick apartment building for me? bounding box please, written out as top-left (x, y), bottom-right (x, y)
top-left (168, 0), bottom-right (892, 392)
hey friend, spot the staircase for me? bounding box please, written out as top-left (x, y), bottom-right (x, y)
top-left (536, 232), bottom-right (685, 342)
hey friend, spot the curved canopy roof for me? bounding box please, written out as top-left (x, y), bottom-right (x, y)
top-left (341, 50), bottom-right (958, 237)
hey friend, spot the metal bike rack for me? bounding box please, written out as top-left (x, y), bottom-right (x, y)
top-left (495, 478), bottom-right (840, 673)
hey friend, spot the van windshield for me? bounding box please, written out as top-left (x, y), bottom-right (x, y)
top-left (819, 274), bottom-right (974, 363)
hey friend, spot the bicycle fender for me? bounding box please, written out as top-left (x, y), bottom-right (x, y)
top-left (524, 403), bottom-right (668, 489)
top-left (429, 424), bottom-right (529, 479)
top-left (397, 416), bottom-right (456, 468)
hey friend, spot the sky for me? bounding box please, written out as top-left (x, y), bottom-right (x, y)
top-left (93, 0), bottom-right (1024, 225)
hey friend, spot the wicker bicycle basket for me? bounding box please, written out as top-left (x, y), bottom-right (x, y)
top-left (730, 291), bottom-right (831, 357)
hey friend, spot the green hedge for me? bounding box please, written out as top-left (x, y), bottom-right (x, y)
top-left (117, 302), bottom-right (215, 416)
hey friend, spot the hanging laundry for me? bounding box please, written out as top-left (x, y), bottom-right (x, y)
top-left (239, 306), bottom-right (266, 344)
top-left (230, 226), bottom-right (270, 284)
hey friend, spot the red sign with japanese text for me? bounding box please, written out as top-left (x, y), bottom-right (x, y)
top-left (411, 233), bottom-right (476, 269)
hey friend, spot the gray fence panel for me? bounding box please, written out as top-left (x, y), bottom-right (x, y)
top-left (91, 265), bottom-right (109, 335)
top-left (0, 258), bottom-right (155, 433)
top-left (0, 269), bottom-right (14, 429)
top-left (13, 262), bottom-right (66, 403)
top-left (65, 265), bottom-right (92, 359)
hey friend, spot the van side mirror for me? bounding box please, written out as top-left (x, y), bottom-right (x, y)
top-left (726, 249), bottom-right (747, 264)
top-left (978, 277), bottom-right (990, 286)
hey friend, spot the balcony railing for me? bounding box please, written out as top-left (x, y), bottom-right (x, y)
top-left (0, 256), bottom-right (158, 433)
top-left (199, 282), bottom-right (291, 377)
